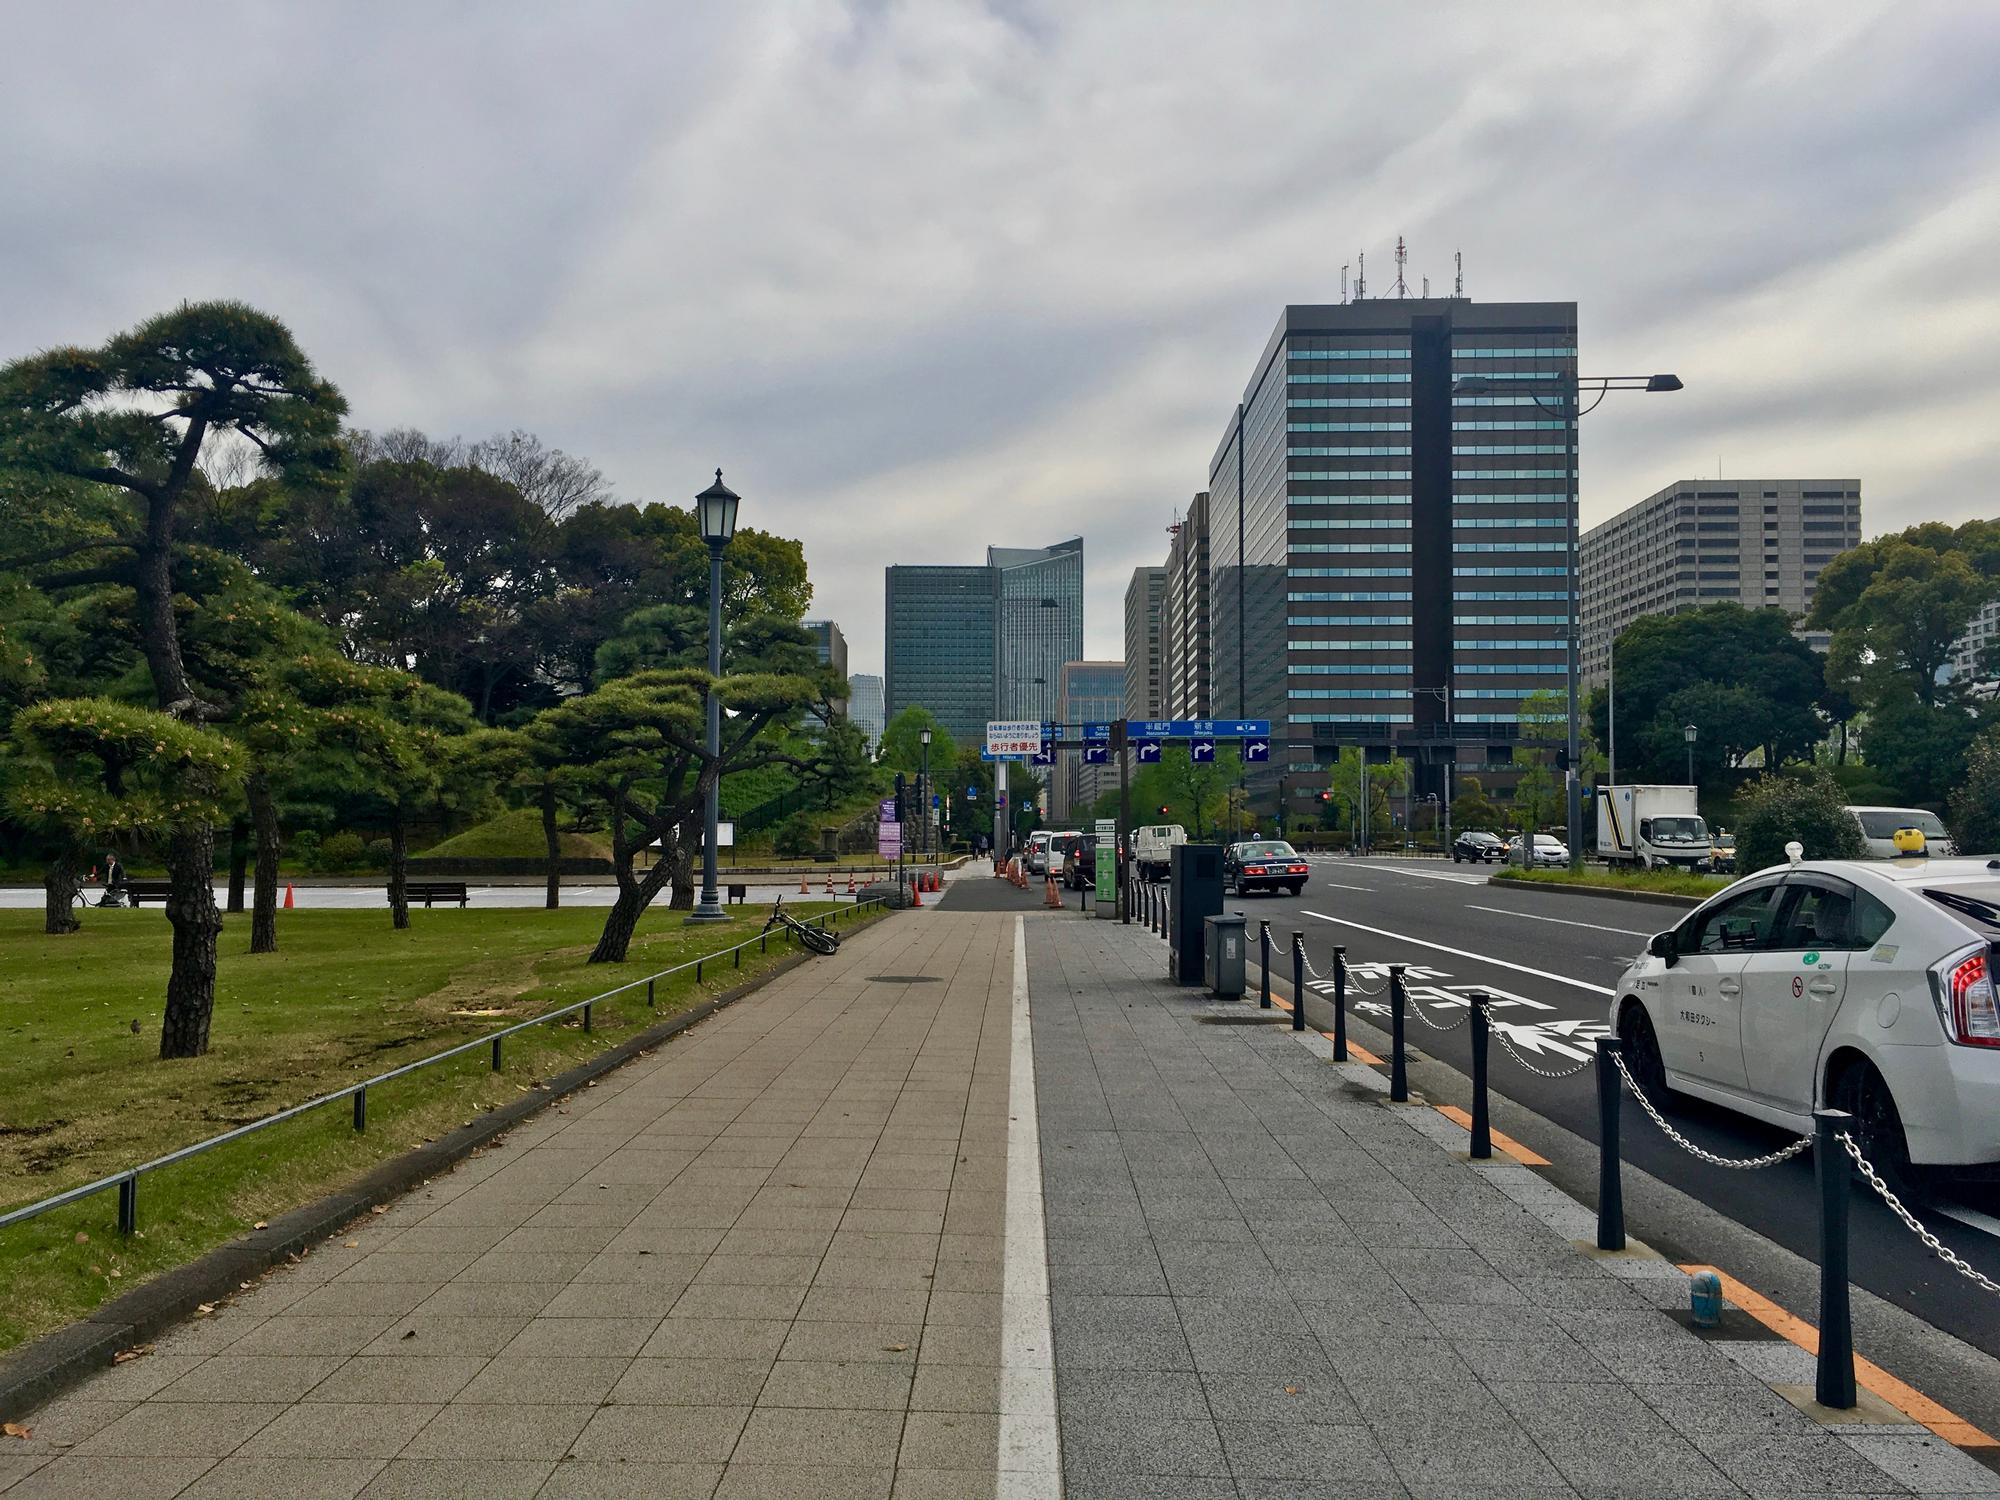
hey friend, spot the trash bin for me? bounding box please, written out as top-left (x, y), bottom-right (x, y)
top-left (1203, 912), bottom-right (1247, 999)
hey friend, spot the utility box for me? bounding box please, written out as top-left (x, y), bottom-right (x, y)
top-left (1203, 913), bottom-right (1247, 998)
top-left (1168, 843), bottom-right (1224, 985)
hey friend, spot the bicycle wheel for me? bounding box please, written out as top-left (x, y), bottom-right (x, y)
top-left (801, 926), bottom-right (839, 955)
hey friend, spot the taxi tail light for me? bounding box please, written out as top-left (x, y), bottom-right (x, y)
top-left (1937, 947), bottom-right (2000, 1048)
top-left (1245, 867), bottom-right (1266, 876)
top-left (1286, 864), bottom-right (1309, 874)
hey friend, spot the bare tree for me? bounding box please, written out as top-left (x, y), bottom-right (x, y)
top-left (466, 429), bottom-right (610, 521)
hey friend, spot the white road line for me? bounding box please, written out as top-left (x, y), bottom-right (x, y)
top-left (1933, 1202), bottom-right (2000, 1242)
top-left (1300, 910), bottom-right (1617, 997)
top-left (999, 916), bottom-right (1062, 1499)
top-left (1311, 880), bottom-right (1376, 892)
top-left (1466, 903), bottom-right (1652, 938)
top-left (1371, 864), bottom-right (1485, 886)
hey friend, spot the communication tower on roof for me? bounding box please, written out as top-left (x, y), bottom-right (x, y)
top-left (1454, 249), bottom-right (1464, 299)
top-left (1391, 235), bottom-right (1410, 298)
top-left (1354, 251), bottom-right (1366, 301)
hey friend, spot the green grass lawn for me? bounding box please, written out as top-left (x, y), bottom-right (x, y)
top-left (1491, 865), bottom-right (1729, 899)
top-left (414, 806), bottom-right (611, 862)
top-left (0, 898), bottom-right (875, 1353)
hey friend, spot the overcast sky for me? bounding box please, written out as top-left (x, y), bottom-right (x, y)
top-left (5, 2), bottom-right (1997, 674)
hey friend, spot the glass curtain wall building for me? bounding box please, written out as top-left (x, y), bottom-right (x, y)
top-left (1207, 299), bottom-right (1578, 820)
top-left (1054, 660), bottom-right (1126, 819)
top-left (992, 540), bottom-right (1084, 725)
top-left (848, 673), bottom-right (886, 753)
top-left (1124, 566), bottom-right (1167, 722)
top-left (1162, 495), bottom-right (1212, 717)
top-left (884, 566), bottom-right (999, 747)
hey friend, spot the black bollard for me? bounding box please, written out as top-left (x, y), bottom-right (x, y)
top-left (1291, 932), bottom-right (1305, 1031)
top-left (1814, 1108), bottom-right (1857, 1408)
top-left (1595, 1037), bottom-right (1625, 1251)
top-left (1259, 922), bottom-right (1272, 1009)
top-left (1332, 945), bottom-right (1348, 1062)
top-left (1467, 991), bottom-right (1491, 1160)
top-left (1388, 963), bottom-right (1409, 1102)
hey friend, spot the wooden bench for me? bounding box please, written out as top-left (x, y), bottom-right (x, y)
top-left (396, 881), bottom-right (470, 908)
top-left (122, 879), bottom-right (173, 905)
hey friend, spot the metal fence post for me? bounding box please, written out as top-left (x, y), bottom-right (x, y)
top-left (117, 1176), bottom-right (136, 1236)
top-left (1259, 922), bottom-right (1272, 1009)
top-left (583, 1002), bottom-right (593, 1033)
top-left (1331, 946), bottom-right (1349, 1062)
top-left (696, 958), bottom-right (704, 984)
top-left (1595, 1037), bottom-right (1625, 1251)
top-left (734, 944), bottom-right (741, 969)
top-left (353, 1087), bottom-right (367, 1133)
top-left (1467, 991), bottom-right (1491, 1160)
top-left (1290, 932), bottom-right (1305, 1031)
top-left (1388, 963), bottom-right (1409, 1102)
top-left (1814, 1108), bottom-right (1857, 1408)
top-left (491, 1037), bottom-right (503, 1071)
top-left (646, 978), bottom-right (655, 1008)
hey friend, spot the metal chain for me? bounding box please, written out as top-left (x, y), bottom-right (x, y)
top-left (1611, 1054), bottom-right (1813, 1168)
top-left (1404, 998), bottom-right (1472, 1034)
top-left (1492, 1026), bottom-right (1599, 1079)
top-left (1838, 1133), bottom-right (2000, 1294)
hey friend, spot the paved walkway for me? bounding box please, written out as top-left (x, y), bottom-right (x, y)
top-left (2, 914), bottom-right (1028, 1500)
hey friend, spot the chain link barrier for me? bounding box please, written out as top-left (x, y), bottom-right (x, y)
top-left (1838, 1132), bottom-right (2000, 1295)
top-left (1491, 1026), bottom-right (1599, 1079)
top-left (1403, 995), bottom-right (1473, 1034)
top-left (1610, 1054), bottom-right (1813, 1169)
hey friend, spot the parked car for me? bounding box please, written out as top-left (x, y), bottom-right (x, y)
top-left (1610, 854), bottom-right (2000, 1181)
top-left (1708, 831), bottom-right (1738, 874)
top-left (1133, 823), bottom-right (1187, 882)
top-left (1062, 835), bottom-right (1123, 890)
top-left (1046, 832), bottom-right (1085, 886)
top-left (1504, 833), bottom-right (1569, 868)
top-left (1453, 831), bottom-right (1506, 864)
top-left (1222, 839), bottom-right (1310, 897)
top-left (1846, 806), bottom-right (1956, 860)
top-left (1023, 831), bottom-right (1053, 874)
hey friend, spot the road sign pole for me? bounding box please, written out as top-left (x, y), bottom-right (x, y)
top-left (1117, 722), bottom-right (1131, 924)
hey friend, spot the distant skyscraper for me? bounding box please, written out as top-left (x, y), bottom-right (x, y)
top-left (848, 673), bottom-right (886, 752)
top-left (884, 566), bottom-right (997, 747)
top-left (992, 540), bottom-right (1085, 724)
top-left (1054, 660), bottom-right (1124, 819)
top-left (1580, 480), bottom-right (1863, 683)
top-left (1124, 566), bottom-right (1167, 721)
top-left (1206, 297), bottom-right (1578, 821)
top-left (1162, 494), bottom-right (1212, 718)
top-left (802, 618), bottom-right (849, 715)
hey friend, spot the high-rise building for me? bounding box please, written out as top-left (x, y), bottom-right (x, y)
top-left (1123, 566), bottom-right (1167, 722)
top-left (1943, 599), bottom-right (1999, 699)
top-left (884, 566), bottom-right (998, 747)
top-left (848, 673), bottom-right (886, 752)
top-left (1205, 298), bottom-right (1578, 818)
top-left (802, 619), bottom-right (849, 715)
top-left (1162, 494), bottom-right (1212, 717)
top-left (1580, 480), bottom-right (1863, 682)
top-left (1054, 660), bottom-right (1125, 819)
top-left (992, 540), bottom-right (1085, 724)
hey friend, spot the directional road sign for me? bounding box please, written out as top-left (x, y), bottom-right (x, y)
top-left (1243, 738), bottom-right (1270, 763)
top-left (1190, 739), bottom-right (1215, 763)
top-left (1130, 719), bottom-right (1270, 740)
top-left (1031, 746), bottom-right (1055, 766)
top-left (1082, 745), bottom-right (1109, 765)
top-left (1134, 739), bottom-right (1162, 763)
top-left (1081, 722), bottom-right (1114, 742)
top-left (1223, 720), bottom-right (1271, 737)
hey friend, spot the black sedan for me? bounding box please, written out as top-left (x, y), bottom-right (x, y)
top-left (1452, 831), bottom-right (1506, 864)
top-left (1223, 840), bottom-right (1310, 896)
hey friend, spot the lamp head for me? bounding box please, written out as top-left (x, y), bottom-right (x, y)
top-left (695, 469), bottom-right (740, 546)
top-left (920, 728), bottom-right (932, 746)
top-left (1450, 375), bottom-right (1496, 397)
top-left (1683, 723), bottom-right (1697, 743)
top-left (1646, 373), bottom-right (1683, 393)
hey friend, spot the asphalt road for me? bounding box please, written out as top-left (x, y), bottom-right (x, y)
top-left (1163, 854), bottom-right (2000, 1364)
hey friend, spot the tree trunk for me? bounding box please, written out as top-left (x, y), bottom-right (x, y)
top-left (248, 770), bottom-right (281, 954)
top-left (668, 835), bottom-right (696, 911)
top-left (1838, 719), bottom-right (1849, 766)
top-left (159, 823), bottom-right (222, 1059)
top-left (590, 857), bottom-right (673, 964)
top-left (43, 854), bottom-right (82, 935)
top-left (226, 818), bottom-right (249, 912)
top-left (388, 808), bottom-right (410, 930)
top-left (541, 782), bottom-right (561, 910)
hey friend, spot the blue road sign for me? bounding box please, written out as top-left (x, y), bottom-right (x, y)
top-left (980, 749), bottom-right (1031, 762)
top-left (1031, 746), bottom-right (1055, 766)
top-left (967, 785), bottom-right (979, 798)
top-left (1135, 739), bottom-right (1162, 763)
top-left (1082, 745), bottom-right (1109, 765)
top-left (1130, 719), bottom-right (1269, 740)
top-left (1223, 720), bottom-right (1271, 737)
top-left (1243, 737), bottom-right (1271, 763)
top-left (1191, 739), bottom-right (1216, 763)
top-left (1082, 722), bottom-right (1114, 742)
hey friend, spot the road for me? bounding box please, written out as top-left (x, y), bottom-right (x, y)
top-left (1178, 854), bottom-right (2000, 1364)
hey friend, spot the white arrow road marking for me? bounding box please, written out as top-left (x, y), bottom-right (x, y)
top-left (1933, 1203), bottom-right (2000, 1242)
top-left (1300, 911), bottom-right (1617, 997)
top-left (1466, 903), bottom-right (1653, 938)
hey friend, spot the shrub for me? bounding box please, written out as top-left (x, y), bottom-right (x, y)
top-left (1948, 728), bottom-right (2000, 856)
top-left (315, 830), bottom-right (368, 873)
top-left (773, 813), bottom-right (820, 860)
top-left (1735, 766), bottom-right (1866, 874)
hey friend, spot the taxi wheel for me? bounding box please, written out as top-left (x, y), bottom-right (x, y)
top-left (1617, 1003), bottom-right (1677, 1108)
top-left (1832, 1062), bottom-right (1915, 1192)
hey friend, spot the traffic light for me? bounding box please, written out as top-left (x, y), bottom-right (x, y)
top-left (893, 772), bottom-right (906, 822)
top-left (1318, 790), bottom-right (1332, 803)
top-left (1156, 804), bottom-right (1170, 816)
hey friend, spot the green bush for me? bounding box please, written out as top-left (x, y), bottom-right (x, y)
top-left (1948, 728), bottom-right (2000, 856)
top-left (314, 830), bottom-right (369, 873)
top-left (1735, 766), bottom-right (1866, 874)
top-left (772, 813), bottom-right (820, 860)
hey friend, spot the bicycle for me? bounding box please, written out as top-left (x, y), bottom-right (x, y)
top-left (765, 896), bottom-right (839, 956)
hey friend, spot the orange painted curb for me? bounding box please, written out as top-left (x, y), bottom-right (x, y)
top-left (1433, 1105), bottom-right (1550, 1167)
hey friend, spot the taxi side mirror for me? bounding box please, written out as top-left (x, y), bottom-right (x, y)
top-left (1648, 930), bottom-right (1678, 966)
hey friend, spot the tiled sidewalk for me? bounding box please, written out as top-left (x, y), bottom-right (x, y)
top-left (1028, 912), bottom-right (2000, 1500)
top-left (3, 912), bottom-right (1017, 1500)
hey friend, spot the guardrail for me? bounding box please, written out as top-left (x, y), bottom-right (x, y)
top-left (0, 897), bottom-right (888, 1239)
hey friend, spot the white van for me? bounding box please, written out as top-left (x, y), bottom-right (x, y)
top-left (1846, 806), bottom-right (1956, 860)
top-left (1132, 824), bottom-right (1187, 882)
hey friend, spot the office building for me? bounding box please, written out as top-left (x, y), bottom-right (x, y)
top-left (1124, 566), bottom-right (1167, 722)
top-left (1205, 297), bottom-right (1579, 818)
top-left (884, 566), bottom-right (998, 747)
top-left (1579, 480), bottom-right (1863, 682)
top-left (848, 673), bottom-right (886, 752)
top-left (1945, 599), bottom-right (2000, 699)
top-left (1054, 660), bottom-right (1125, 819)
top-left (993, 540), bottom-right (1085, 724)
top-left (1162, 494), bottom-right (1212, 717)
top-left (802, 619), bottom-right (849, 715)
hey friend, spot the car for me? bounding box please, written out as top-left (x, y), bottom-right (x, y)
top-left (1023, 831), bottom-right (1052, 874)
top-left (1223, 839), bottom-right (1310, 897)
top-left (1453, 831), bottom-right (1506, 864)
top-left (1708, 831), bottom-right (1738, 874)
top-left (1046, 832), bottom-right (1086, 886)
top-left (1133, 823), bottom-right (1187, 882)
top-left (1847, 806), bottom-right (1957, 860)
top-left (1610, 853), bottom-right (2000, 1181)
top-left (1062, 835), bottom-right (1122, 890)
top-left (1505, 833), bottom-right (1569, 868)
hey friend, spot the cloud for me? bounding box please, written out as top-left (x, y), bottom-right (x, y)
top-left (3, 1), bottom-right (1996, 673)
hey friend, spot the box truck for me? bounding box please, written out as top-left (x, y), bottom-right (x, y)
top-left (1595, 785), bottom-right (1711, 871)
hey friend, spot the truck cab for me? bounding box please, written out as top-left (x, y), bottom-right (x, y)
top-left (1597, 785), bottom-right (1711, 871)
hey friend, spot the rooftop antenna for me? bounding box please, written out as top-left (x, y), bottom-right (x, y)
top-left (1340, 263), bottom-right (1349, 303)
top-left (1391, 235), bottom-right (1410, 298)
top-left (1454, 250), bottom-right (1464, 299)
top-left (1422, 275), bottom-right (1430, 298)
top-left (1354, 251), bottom-right (1366, 301)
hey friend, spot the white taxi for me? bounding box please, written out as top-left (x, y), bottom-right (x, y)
top-left (1610, 851), bottom-right (2000, 1179)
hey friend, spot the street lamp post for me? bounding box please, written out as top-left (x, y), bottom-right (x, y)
top-left (919, 727), bottom-right (932, 868)
top-left (1451, 370), bottom-right (1681, 871)
top-left (687, 470), bottom-right (739, 924)
top-left (1685, 723), bottom-right (1698, 789)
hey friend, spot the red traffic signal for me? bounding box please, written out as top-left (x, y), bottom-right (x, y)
top-left (1317, 790), bottom-right (1332, 802)
top-left (1156, 804), bottom-right (1170, 816)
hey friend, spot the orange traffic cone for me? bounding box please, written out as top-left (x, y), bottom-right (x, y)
top-left (825, 871), bottom-right (834, 894)
top-left (846, 872), bottom-right (857, 895)
top-left (283, 881), bottom-right (295, 909)
top-left (1043, 876), bottom-right (1062, 910)
top-left (911, 879), bottom-right (923, 906)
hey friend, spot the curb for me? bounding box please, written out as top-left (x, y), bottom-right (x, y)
top-left (1485, 874), bottom-right (1706, 910)
top-left (0, 925), bottom-right (874, 1422)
